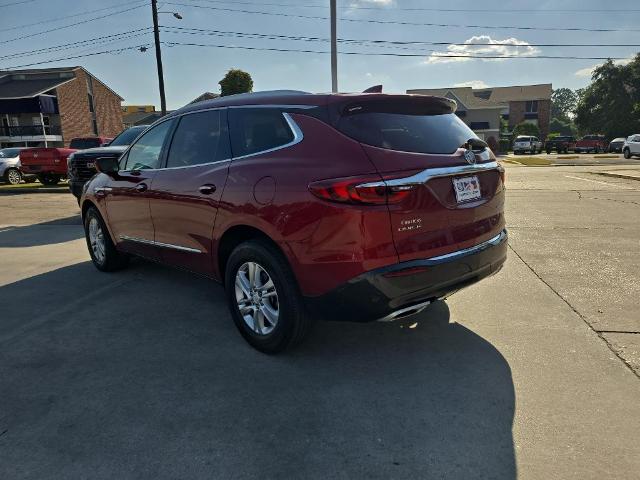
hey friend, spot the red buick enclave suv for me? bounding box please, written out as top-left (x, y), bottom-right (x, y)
top-left (81, 90), bottom-right (507, 353)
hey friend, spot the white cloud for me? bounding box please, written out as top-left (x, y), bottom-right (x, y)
top-left (425, 35), bottom-right (540, 64)
top-left (575, 58), bottom-right (633, 78)
top-left (453, 80), bottom-right (489, 89)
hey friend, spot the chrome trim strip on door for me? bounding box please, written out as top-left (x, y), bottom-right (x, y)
top-left (231, 112), bottom-right (304, 161)
top-left (359, 161), bottom-right (503, 188)
top-left (119, 235), bottom-right (202, 254)
top-left (424, 229), bottom-right (507, 265)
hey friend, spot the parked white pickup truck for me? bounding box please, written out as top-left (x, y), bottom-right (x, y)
top-left (513, 135), bottom-right (543, 154)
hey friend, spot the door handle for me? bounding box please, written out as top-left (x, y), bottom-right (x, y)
top-left (198, 184), bottom-right (216, 195)
top-left (135, 183), bottom-right (148, 192)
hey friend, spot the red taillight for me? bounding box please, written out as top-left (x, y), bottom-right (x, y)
top-left (309, 175), bottom-right (416, 205)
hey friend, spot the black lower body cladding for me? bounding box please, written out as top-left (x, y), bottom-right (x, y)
top-left (305, 230), bottom-right (508, 322)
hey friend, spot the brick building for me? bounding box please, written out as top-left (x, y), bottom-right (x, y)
top-left (407, 83), bottom-right (553, 140)
top-left (0, 66), bottom-right (123, 148)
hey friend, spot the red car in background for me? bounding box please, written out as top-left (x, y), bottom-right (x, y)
top-left (80, 90), bottom-right (507, 352)
top-left (574, 135), bottom-right (607, 153)
top-left (20, 136), bottom-right (112, 185)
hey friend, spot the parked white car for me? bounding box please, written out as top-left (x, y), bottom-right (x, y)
top-left (0, 147), bottom-right (27, 185)
top-left (513, 135), bottom-right (543, 154)
top-left (622, 134), bottom-right (640, 159)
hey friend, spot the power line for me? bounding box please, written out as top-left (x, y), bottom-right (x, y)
top-left (1, 44), bottom-right (150, 70)
top-left (160, 25), bottom-right (640, 48)
top-left (1, 39), bottom-right (629, 70)
top-left (165, 1), bottom-right (640, 33)
top-left (3, 29), bottom-right (153, 60)
top-left (179, 0), bottom-right (640, 13)
top-left (0, 4), bottom-right (148, 44)
top-left (0, 0), bottom-right (148, 34)
top-left (0, 0), bottom-right (37, 7)
top-left (161, 40), bottom-right (629, 60)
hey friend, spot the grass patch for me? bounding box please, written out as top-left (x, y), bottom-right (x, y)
top-left (556, 155), bottom-right (580, 160)
top-left (593, 154), bottom-right (619, 159)
top-left (508, 157), bottom-right (552, 166)
top-left (0, 181), bottom-right (67, 191)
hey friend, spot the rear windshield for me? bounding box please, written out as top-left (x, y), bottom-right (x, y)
top-left (69, 138), bottom-right (102, 149)
top-left (337, 112), bottom-right (477, 155)
top-left (515, 136), bottom-right (531, 141)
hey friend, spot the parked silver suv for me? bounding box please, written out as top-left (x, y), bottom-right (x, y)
top-left (622, 134), bottom-right (640, 159)
top-left (0, 148), bottom-right (26, 185)
top-left (513, 135), bottom-right (543, 155)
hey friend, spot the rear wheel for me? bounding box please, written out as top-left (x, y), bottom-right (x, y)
top-left (4, 168), bottom-right (22, 185)
top-left (38, 173), bottom-right (61, 185)
top-left (225, 239), bottom-right (312, 353)
top-left (83, 207), bottom-right (129, 272)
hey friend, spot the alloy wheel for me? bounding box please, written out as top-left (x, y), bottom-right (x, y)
top-left (235, 261), bottom-right (279, 335)
top-left (88, 217), bottom-right (106, 264)
top-left (6, 169), bottom-right (21, 185)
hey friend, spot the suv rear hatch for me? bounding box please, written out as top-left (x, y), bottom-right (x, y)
top-left (330, 94), bottom-right (505, 262)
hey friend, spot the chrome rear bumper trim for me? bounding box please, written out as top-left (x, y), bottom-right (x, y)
top-left (425, 229), bottom-right (507, 265)
top-left (377, 300), bottom-right (432, 322)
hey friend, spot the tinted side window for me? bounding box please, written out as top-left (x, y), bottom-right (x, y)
top-left (166, 110), bottom-right (230, 168)
top-left (124, 120), bottom-right (174, 170)
top-left (229, 109), bottom-right (294, 157)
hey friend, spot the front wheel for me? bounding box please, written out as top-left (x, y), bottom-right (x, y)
top-left (623, 148), bottom-right (632, 159)
top-left (83, 207), bottom-right (129, 272)
top-left (38, 173), bottom-right (61, 185)
top-left (4, 168), bottom-right (22, 185)
top-left (225, 239), bottom-right (312, 353)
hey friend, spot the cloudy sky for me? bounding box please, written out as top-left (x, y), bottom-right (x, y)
top-left (1, 0), bottom-right (638, 108)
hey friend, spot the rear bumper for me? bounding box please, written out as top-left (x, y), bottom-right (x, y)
top-left (304, 229), bottom-right (508, 322)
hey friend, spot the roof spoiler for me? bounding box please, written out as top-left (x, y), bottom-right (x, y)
top-left (362, 85), bottom-right (383, 93)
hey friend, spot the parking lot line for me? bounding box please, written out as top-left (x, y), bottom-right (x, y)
top-left (564, 175), bottom-right (636, 190)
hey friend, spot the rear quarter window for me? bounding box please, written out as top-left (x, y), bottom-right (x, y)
top-left (229, 109), bottom-right (294, 158)
top-left (337, 112), bottom-right (477, 155)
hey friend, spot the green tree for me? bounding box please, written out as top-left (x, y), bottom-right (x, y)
top-left (512, 122), bottom-right (540, 138)
top-left (551, 88), bottom-right (578, 122)
top-left (219, 69), bottom-right (253, 97)
top-left (549, 117), bottom-right (577, 136)
top-left (574, 54), bottom-right (640, 138)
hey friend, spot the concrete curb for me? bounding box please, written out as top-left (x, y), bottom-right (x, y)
top-left (595, 172), bottom-right (640, 182)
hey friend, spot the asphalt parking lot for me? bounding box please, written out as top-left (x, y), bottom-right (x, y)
top-left (1, 166), bottom-right (639, 479)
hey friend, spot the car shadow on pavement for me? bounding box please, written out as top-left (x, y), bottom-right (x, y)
top-left (0, 261), bottom-right (516, 480)
top-left (0, 215), bottom-right (83, 247)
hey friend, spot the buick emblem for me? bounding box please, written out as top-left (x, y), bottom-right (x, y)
top-left (463, 149), bottom-right (476, 165)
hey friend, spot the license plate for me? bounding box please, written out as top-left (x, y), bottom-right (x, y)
top-left (86, 162), bottom-right (95, 169)
top-left (453, 175), bottom-right (481, 203)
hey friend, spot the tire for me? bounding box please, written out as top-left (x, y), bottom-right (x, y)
top-left (38, 173), bottom-right (61, 185)
top-left (4, 168), bottom-right (22, 185)
top-left (225, 239), bottom-right (312, 354)
top-left (595, 147), bottom-right (600, 154)
top-left (83, 207), bottom-right (129, 272)
top-left (623, 148), bottom-right (631, 159)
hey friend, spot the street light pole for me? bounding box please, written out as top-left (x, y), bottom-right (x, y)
top-left (151, 0), bottom-right (167, 116)
top-left (330, 0), bottom-right (337, 93)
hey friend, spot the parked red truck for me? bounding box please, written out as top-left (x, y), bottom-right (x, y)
top-left (574, 135), bottom-right (607, 153)
top-left (19, 136), bottom-right (112, 185)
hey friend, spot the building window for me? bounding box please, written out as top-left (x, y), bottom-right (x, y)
top-left (525, 100), bottom-right (538, 113)
top-left (455, 110), bottom-right (467, 118)
top-left (87, 93), bottom-right (95, 113)
top-left (470, 121), bottom-right (491, 130)
top-left (92, 119), bottom-right (99, 136)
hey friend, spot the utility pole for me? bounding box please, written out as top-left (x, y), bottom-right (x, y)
top-left (330, 0), bottom-right (337, 93)
top-left (151, 0), bottom-right (167, 116)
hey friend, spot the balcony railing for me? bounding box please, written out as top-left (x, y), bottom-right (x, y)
top-left (0, 125), bottom-right (62, 137)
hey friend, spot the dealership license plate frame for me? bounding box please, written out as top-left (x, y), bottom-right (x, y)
top-left (453, 175), bottom-right (481, 203)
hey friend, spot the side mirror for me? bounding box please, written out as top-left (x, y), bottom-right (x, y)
top-left (95, 156), bottom-right (119, 174)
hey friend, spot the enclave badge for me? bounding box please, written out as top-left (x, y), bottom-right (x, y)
top-left (464, 149), bottom-right (476, 165)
